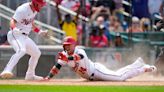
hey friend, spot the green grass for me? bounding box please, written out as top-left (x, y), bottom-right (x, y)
top-left (0, 85), bottom-right (164, 92)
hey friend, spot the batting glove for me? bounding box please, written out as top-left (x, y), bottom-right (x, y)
top-left (58, 52), bottom-right (68, 62)
top-left (39, 30), bottom-right (48, 37)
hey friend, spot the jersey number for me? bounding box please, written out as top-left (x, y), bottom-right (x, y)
top-left (79, 67), bottom-right (86, 74)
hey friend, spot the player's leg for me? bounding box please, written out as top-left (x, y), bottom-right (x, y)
top-left (93, 63), bottom-right (126, 81)
top-left (116, 57), bottom-right (145, 74)
top-left (0, 31), bottom-right (26, 78)
top-left (93, 58), bottom-right (156, 81)
top-left (25, 37), bottom-right (43, 80)
top-left (116, 65), bottom-right (156, 81)
top-left (116, 57), bottom-right (156, 77)
top-left (93, 64), bottom-right (147, 81)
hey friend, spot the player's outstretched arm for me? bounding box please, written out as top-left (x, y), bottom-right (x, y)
top-left (44, 63), bottom-right (62, 80)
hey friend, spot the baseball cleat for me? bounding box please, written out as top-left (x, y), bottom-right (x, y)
top-left (25, 75), bottom-right (44, 80)
top-left (0, 71), bottom-right (13, 79)
top-left (144, 65), bottom-right (157, 72)
top-left (131, 57), bottom-right (145, 68)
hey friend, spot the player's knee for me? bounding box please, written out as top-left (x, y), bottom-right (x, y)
top-left (36, 50), bottom-right (41, 57)
top-left (31, 49), bottom-right (41, 58)
top-left (16, 49), bottom-right (26, 57)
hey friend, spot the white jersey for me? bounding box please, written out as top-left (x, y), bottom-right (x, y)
top-left (13, 2), bottom-right (37, 34)
top-left (57, 47), bottom-right (95, 79)
top-left (57, 48), bottom-right (152, 81)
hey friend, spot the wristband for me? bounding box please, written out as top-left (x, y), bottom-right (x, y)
top-left (34, 27), bottom-right (40, 33)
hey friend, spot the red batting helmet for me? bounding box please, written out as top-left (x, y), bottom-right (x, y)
top-left (63, 36), bottom-right (76, 45)
top-left (32, 0), bottom-right (46, 12)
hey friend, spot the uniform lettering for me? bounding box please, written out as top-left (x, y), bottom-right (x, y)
top-left (79, 67), bottom-right (86, 74)
top-left (21, 18), bottom-right (34, 25)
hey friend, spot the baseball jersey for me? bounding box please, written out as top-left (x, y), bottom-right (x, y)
top-left (57, 47), bottom-right (95, 79)
top-left (13, 2), bottom-right (37, 34)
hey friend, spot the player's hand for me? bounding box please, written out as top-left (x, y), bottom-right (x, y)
top-left (39, 30), bottom-right (48, 37)
top-left (43, 76), bottom-right (50, 81)
top-left (58, 52), bottom-right (68, 62)
top-left (12, 27), bottom-right (21, 34)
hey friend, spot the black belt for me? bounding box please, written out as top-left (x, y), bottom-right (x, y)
top-left (22, 33), bottom-right (28, 36)
top-left (89, 73), bottom-right (94, 81)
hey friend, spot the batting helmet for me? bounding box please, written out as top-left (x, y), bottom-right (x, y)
top-left (63, 36), bottom-right (76, 45)
top-left (32, 0), bottom-right (46, 12)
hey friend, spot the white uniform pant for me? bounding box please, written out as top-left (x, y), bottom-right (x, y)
top-left (3, 30), bottom-right (41, 76)
top-left (93, 58), bottom-right (145, 81)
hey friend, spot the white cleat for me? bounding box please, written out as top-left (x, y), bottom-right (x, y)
top-left (151, 66), bottom-right (157, 72)
top-left (132, 57), bottom-right (145, 68)
top-left (143, 65), bottom-right (157, 72)
top-left (0, 71), bottom-right (13, 79)
top-left (25, 75), bottom-right (43, 81)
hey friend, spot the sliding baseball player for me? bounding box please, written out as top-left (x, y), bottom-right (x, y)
top-left (44, 36), bottom-right (157, 81)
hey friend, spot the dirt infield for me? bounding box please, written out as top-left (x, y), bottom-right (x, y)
top-left (0, 74), bottom-right (164, 86)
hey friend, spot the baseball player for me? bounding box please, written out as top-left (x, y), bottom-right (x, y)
top-left (0, 0), bottom-right (47, 80)
top-left (44, 36), bottom-right (157, 81)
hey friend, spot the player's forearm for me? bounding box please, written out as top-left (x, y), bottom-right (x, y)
top-left (46, 63), bottom-right (62, 79)
top-left (47, 70), bottom-right (57, 79)
top-left (74, 5), bottom-right (81, 22)
top-left (56, 4), bottom-right (62, 22)
top-left (10, 18), bottom-right (17, 30)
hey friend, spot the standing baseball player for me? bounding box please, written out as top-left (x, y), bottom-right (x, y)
top-left (44, 36), bottom-right (157, 81)
top-left (0, 0), bottom-right (47, 80)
